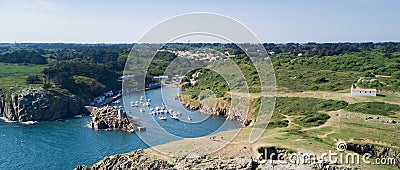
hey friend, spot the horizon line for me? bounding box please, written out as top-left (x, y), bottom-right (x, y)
top-left (1, 41), bottom-right (400, 44)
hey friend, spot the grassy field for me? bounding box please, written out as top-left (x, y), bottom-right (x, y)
top-left (0, 63), bottom-right (47, 92)
top-left (167, 93), bottom-right (400, 169)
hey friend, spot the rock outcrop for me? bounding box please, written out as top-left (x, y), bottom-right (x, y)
top-left (347, 143), bottom-right (400, 168)
top-left (89, 106), bottom-right (137, 133)
top-left (0, 88), bottom-right (88, 121)
top-left (179, 96), bottom-right (249, 126)
top-left (75, 149), bottom-right (254, 170)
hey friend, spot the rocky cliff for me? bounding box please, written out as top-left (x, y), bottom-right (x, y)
top-left (179, 95), bottom-right (249, 126)
top-left (75, 149), bottom-right (254, 170)
top-left (0, 88), bottom-right (88, 122)
top-left (89, 106), bottom-right (137, 133)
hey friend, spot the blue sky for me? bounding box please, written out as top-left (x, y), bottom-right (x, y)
top-left (0, 0), bottom-right (399, 43)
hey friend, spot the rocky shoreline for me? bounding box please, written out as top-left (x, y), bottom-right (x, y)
top-left (89, 106), bottom-right (138, 133)
top-left (0, 88), bottom-right (88, 122)
top-left (75, 149), bottom-right (254, 170)
top-left (179, 95), bottom-right (251, 126)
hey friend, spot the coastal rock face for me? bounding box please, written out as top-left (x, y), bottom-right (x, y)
top-left (75, 149), bottom-right (254, 170)
top-left (76, 150), bottom-right (174, 170)
top-left (347, 143), bottom-right (400, 168)
top-left (89, 106), bottom-right (137, 133)
top-left (179, 96), bottom-right (249, 126)
top-left (0, 88), bottom-right (87, 121)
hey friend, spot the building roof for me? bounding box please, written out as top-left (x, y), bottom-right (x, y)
top-left (352, 88), bottom-right (377, 91)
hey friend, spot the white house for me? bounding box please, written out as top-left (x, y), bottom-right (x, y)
top-left (350, 85), bottom-right (376, 96)
top-left (153, 75), bottom-right (168, 81)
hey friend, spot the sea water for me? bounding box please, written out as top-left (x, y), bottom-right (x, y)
top-left (0, 87), bottom-right (240, 170)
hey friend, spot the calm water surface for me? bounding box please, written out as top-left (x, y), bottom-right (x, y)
top-left (0, 87), bottom-right (240, 170)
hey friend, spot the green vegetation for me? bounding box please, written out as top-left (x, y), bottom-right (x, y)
top-left (181, 69), bottom-right (229, 99)
top-left (274, 66), bottom-right (359, 92)
top-left (272, 97), bottom-right (347, 128)
top-left (250, 97), bottom-right (347, 129)
top-left (180, 53), bottom-right (261, 102)
top-left (267, 119), bottom-right (289, 128)
top-left (43, 61), bottom-right (122, 100)
top-left (0, 63), bottom-right (47, 92)
top-left (294, 112), bottom-right (330, 127)
top-left (0, 50), bottom-right (47, 64)
top-left (274, 97), bottom-right (348, 116)
top-left (345, 102), bottom-right (400, 116)
top-left (266, 43), bottom-right (400, 92)
top-left (357, 77), bottom-right (400, 92)
top-left (146, 51), bottom-right (179, 76)
top-left (0, 42), bottom-right (399, 169)
top-left (271, 49), bottom-right (400, 92)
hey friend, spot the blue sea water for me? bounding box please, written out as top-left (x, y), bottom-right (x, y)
top-left (0, 87), bottom-right (240, 170)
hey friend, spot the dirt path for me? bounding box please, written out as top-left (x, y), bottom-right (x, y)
top-left (230, 90), bottom-right (400, 105)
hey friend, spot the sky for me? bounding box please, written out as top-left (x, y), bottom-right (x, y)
top-left (0, 0), bottom-right (399, 43)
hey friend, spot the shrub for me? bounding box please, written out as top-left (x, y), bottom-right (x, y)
top-left (392, 71), bottom-right (400, 79)
top-left (314, 77), bottom-right (329, 84)
top-left (344, 102), bottom-right (400, 116)
top-left (294, 112), bottom-right (330, 127)
top-left (26, 75), bottom-right (42, 84)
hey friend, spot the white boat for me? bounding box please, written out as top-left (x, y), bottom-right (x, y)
top-left (170, 115), bottom-right (179, 120)
top-left (148, 99), bottom-right (151, 102)
top-left (155, 106), bottom-right (160, 110)
top-left (22, 121), bottom-right (38, 125)
top-left (151, 111), bottom-right (156, 115)
top-left (145, 102), bottom-right (150, 106)
top-left (188, 116), bottom-right (192, 121)
top-left (159, 116), bottom-right (167, 120)
top-left (174, 111), bottom-right (181, 116)
top-left (130, 101), bottom-right (134, 107)
top-left (150, 108), bottom-right (154, 111)
top-left (140, 108), bottom-right (144, 113)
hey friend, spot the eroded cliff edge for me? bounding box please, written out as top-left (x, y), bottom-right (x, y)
top-left (0, 88), bottom-right (88, 121)
top-left (179, 95), bottom-right (253, 126)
